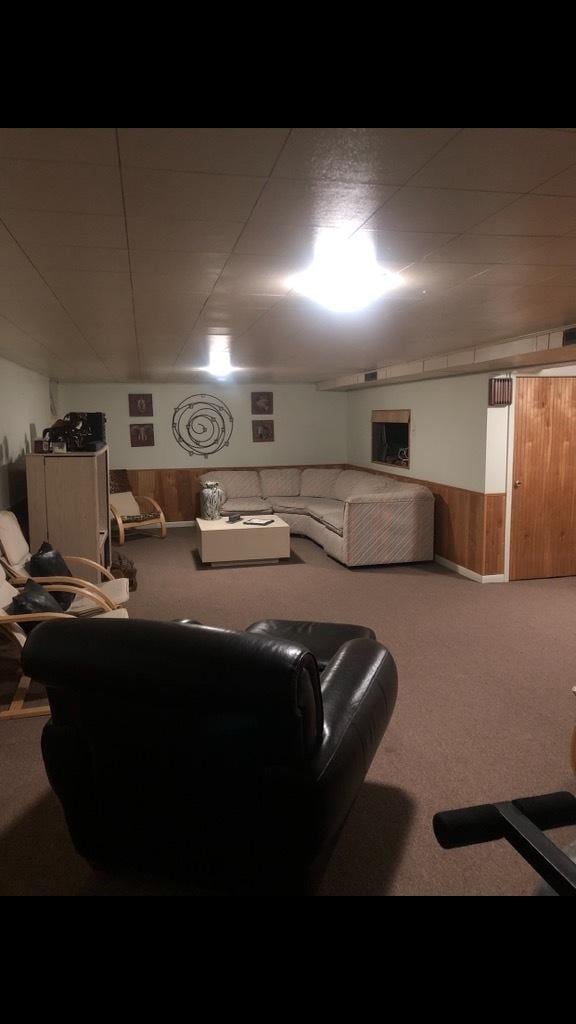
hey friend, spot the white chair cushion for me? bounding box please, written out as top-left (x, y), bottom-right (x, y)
top-left (300, 468), bottom-right (342, 499)
top-left (111, 491), bottom-right (141, 517)
top-left (0, 510), bottom-right (30, 568)
top-left (70, 577), bottom-right (129, 615)
top-left (0, 563), bottom-right (19, 612)
top-left (259, 468), bottom-right (301, 496)
top-left (101, 577), bottom-right (130, 604)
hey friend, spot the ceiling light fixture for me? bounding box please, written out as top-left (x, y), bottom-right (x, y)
top-left (205, 336), bottom-right (240, 379)
top-left (289, 231), bottom-right (403, 313)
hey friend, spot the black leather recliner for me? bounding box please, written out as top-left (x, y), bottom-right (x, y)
top-left (23, 618), bottom-right (398, 893)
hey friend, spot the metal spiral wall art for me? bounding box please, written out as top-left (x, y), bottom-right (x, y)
top-left (171, 394), bottom-right (234, 458)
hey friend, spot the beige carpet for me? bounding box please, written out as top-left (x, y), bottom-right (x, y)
top-left (1, 526), bottom-right (575, 896)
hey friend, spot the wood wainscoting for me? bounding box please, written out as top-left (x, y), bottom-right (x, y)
top-left (347, 465), bottom-right (505, 577)
top-left (124, 463), bottom-right (505, 576)
top-left (125, 465), bottom-right (347, 524)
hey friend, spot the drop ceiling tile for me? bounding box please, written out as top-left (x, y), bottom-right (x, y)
top-left (26, 245), bottom-right (129, 273)
top-left (123, 167), bottom-right (265, 222)
top-left (272, 128), bottom-right (460, 184)
top-left (193, 306), bottom-right (267, 337)
top-left (38, 270), bottom-right (134, 333)
top-left (509, 236), bottom-right (576, 265)
top-left (425, 233), bottom-right (556, 263)
top-left (475, 194), bottom-right (576, 236)
top-left (534, 164), bottom-right (576, 196)
top-left (0, 128), bottom-right (117, 164)
top-left (0, 315), bottom-right (69, 375)
top-left (248, 177), bottom-right (396, 229)
top-left (0, 273), bottom-right (96, 356)
top-left (212, 254), bottom-right (297, 297)
top-left (127, 214), bottom-right (242, 253)
top-left (203, 293), bottom-right (278, 313)
top-left (470, 264), bottom-right (564, 285)
top-left (119, 128), bottom-right (290, 176)
top-left (356, 229), bottom-right (457, 264)
top-left (545, 266), bottom-right (576, 285)
top-left (0, 159), bottom-right (123, 215)
top-left (366, 187), bottom-right (518, 234)
top-left (97, 358), bottom-right (141, 380)
top-left (235, 220), bottom-right (321, 261)
top-left (2, 209), bottom-right (126, 248)
top-left (130, 250), bottom-right (227, 293)
top-left (85, 326), bottom-right (139, 361)
top-left (402, 262), bottom-right (491, 292)
top-left (134, 293), bottom-right (207, 336)
top-left (412, 128), bottom-right (576, 192)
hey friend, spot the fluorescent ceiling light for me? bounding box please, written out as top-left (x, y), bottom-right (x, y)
top-left (289, 231), bottom-right (403, 313)
top-left (205, 336), bottom-right (241, 378)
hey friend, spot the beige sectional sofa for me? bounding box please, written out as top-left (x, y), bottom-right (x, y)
top-left (199, 467), bottom-right (434, 568)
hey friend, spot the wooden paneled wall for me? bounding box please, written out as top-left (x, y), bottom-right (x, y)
top-left (125, 462), bottom-right (506, 575)
top-left (347, 465), bottom-right (506, 576)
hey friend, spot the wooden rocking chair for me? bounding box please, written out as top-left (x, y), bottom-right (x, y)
top-left (109, 469), bottom-right (167, 544)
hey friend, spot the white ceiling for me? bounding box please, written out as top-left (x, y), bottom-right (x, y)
top-left (2, 127), bottom-right (576, 383)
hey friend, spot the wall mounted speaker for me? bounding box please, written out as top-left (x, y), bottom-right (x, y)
top-left (488, 377), bottom-right (513, 407)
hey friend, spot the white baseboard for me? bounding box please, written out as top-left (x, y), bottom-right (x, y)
top-left (166, 520), bottom-right (196, 528)
top-left (435, 555), bottom-right (506, 584)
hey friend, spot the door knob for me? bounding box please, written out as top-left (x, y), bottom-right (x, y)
top-left (514, 480), bottom-right (522, 488)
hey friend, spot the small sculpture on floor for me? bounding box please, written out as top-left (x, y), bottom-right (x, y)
top-left (111, 554), bottom-right (138, 592)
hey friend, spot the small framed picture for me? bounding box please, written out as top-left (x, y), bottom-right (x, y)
top-left (51, 440), bottom-right (67, 453)
top-left (251, 391), bottom-right (273, 415)
top-left (129, 393), bottom-right (153, 417)
top-left (34, 438), bottom-right (52, 453)
top-left (252, 419), bottom-right (274, 443)
top-left (130, 423), bottom-right (155, 447)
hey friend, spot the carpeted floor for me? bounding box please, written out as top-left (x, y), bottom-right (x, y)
top-left (1, 526), bottom-right (575, 896)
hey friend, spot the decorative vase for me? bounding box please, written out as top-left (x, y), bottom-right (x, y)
top-left (200, 480), bottom-right (224, 520)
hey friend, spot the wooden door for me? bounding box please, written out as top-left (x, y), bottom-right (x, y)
top-left (510, 377), bottom-right (576, 580)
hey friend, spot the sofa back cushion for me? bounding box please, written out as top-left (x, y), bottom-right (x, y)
top-left (199, 470), bottom-right (261, 499)
top-left (0, 510), bottom-right (30, 569)
top-left (332, 470), bottom-right (391, 501)
top-left (300, 468), bottom-right (342, 498)
top-left (0, 563), bottom-right (19, 613)
top-left (259, 468), bottom-right (301, 496)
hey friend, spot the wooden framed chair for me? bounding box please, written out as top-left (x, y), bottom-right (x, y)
top-left (110, 469), bottom-right (167, 545)
top-left (0, 510), bottom-right (129, 614)
top-left (0, 564), bottom-right (128, 720)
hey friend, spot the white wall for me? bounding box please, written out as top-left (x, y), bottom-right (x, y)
top-left (347, 373), bottom-right (494, 493)
top-left (58, 382), bottom-right (348, 469)
top-left (0, 356), bottom-right (53, 507)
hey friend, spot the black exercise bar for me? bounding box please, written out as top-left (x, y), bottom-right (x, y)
top-left (433, 791), bottom-right (576, 896)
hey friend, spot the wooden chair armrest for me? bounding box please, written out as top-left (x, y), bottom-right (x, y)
top-left (1, 611), bottom-right (75, 623)
top-left (26, 575), bottom-right (115, 600)
top-left (40, 583), bottom-right (114, 612)
top-left (63, 555), bottom-right (115, 582)
top-left (135, 495), bottom-right (165, 517)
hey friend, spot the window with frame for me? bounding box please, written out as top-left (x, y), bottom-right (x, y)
top-left (371, 410), bottom-right (410, 467)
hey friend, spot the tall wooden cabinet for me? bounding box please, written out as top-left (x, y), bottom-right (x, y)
top-left (26, 447), bottom-right (111, 584)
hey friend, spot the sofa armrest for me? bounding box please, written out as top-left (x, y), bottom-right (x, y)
top-left (346, 486), bottom-right (434, 505)
top-left (310, 638), bottom-right (397, 825)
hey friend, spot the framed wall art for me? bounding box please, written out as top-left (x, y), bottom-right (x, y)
top-left (251, 391), bottom-right (273, 415)
top-left (252, 420), bottom-right (274, 443)
top-left (130, 423), bottom-right (155, 447)
top-left (129, 393), bottom-right (153, 417)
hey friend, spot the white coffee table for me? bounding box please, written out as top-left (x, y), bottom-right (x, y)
top-left (196, 515), bottom-right (290, 566)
